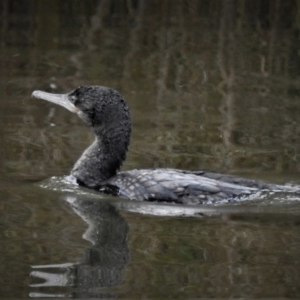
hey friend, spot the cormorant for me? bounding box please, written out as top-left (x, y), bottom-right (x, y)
top-left (32, 86), bottom-right (295, 205)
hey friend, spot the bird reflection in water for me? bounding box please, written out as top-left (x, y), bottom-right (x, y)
top-left (29, 195), bottom-right (129, 298)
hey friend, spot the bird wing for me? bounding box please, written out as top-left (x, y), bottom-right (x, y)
top-left (110, 169), bottom-right (259, 204)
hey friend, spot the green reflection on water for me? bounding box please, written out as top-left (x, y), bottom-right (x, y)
top-left (0, 0), bottom-right (300, 298)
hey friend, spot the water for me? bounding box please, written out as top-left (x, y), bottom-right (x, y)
top-left (1, 0), bottom-right (300, 298)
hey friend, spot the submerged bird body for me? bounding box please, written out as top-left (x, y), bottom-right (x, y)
top-left (104, 168), bottom-right (280, 204)
top-left (32, 86), bottom-right (294, 205)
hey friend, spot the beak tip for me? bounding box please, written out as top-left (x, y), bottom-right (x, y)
top-left (31, 90), bottom-right (39, 99)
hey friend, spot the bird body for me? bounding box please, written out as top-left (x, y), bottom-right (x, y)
top-left (32, 86), bottom-right (295, 205)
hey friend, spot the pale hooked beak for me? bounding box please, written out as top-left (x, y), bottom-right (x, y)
top-left (31, 90), bottom-right (80, 113)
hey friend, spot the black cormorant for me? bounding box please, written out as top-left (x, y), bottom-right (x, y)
top-left (32, 86), bottom-right (295, 205)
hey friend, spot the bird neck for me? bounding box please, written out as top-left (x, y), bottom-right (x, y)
top-left (71, 125), bottom-right (131, 188)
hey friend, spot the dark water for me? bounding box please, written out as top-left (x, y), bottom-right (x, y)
top-left (1, 0), bottom-right (300, 298)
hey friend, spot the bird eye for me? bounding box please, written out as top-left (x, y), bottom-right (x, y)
top-left (70, 95), bottom-right (77, 103)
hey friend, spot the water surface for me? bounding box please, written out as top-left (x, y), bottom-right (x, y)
top-left (1, 0), bottom-right (300, 298)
